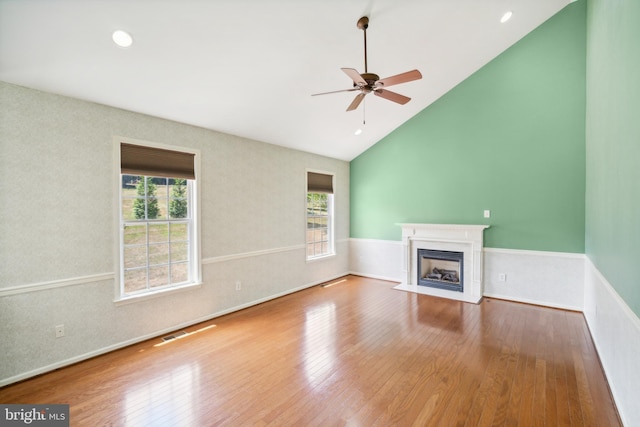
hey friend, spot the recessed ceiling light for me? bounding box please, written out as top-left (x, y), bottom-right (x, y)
top-left (500, 11), bottom-right (513, 23)
top-left (112, 30), bottom-right (133, 48)
top-left (354, 129), bottom-right (363, 136)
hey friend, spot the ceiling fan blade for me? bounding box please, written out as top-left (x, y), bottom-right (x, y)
top-left (341, 68), bottom-right (367, 86)
top-left (374, 89), bottom-right (411, 105)
top-left (311, 88), bottom-right (359, 96)
top-left (347, 93), bottom-right (367, 111)
top-left (377, 69), bottom-right (422, 88)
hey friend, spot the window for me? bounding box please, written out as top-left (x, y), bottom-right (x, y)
top-left (118, 141), bottom-right (200, 298)
top-left (306, 171), bottom-right (334, 259)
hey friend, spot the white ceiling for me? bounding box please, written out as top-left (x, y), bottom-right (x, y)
top-left (0, 0), bottom-right (571, 161)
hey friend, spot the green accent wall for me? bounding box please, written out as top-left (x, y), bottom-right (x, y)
top-left (350, 2), bottom-right (586, 253)
top-left (585, 0), bottom-right (640, 316)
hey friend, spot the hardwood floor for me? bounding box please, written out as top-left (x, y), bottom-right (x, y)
top-left (0, 275), bottom-right (620, 426)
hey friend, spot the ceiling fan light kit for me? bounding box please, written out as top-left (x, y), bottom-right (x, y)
top-left (312, 16), bottom-right (422, 112)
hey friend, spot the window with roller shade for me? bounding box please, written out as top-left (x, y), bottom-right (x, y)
top-left (118, 140), bottom-right (200, 298)
top-left (306, 171), bottom-right (334, 259)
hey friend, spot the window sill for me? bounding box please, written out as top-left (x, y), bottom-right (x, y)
top-left (306, 253), bottom-right (336, 263)
top-left (114, 282), bottom-right (202, 306)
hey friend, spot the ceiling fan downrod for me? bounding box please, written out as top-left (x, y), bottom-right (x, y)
top-left (357, 16), bottom-right (369, 73)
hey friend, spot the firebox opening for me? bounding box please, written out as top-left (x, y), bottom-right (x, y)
top-left (418, 249), bottom-right (464, 293)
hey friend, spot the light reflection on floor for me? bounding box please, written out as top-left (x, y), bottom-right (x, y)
top-left (124, 362), bottom-right (201, 426)
top-left (303, 302), bottom-right (336, 388)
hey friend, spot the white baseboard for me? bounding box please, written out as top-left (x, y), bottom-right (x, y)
top-left (348, 271), bottom-right (401, 283)
top-left (482, 292), bottom-right (582, 311)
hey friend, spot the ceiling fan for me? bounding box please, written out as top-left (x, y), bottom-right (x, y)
top-left (312, 16), bottom-right (422, 112)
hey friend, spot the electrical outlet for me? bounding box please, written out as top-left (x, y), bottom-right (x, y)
top-left (235, 281), bottom-right (241, 291)
top-left (55, 324), bottom-right (65, 338)
top-left (484, 210), bottom-right (491, 218)
top-left (498, 273), bottom-right (507, 282)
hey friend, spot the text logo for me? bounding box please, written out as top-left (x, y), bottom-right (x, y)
top-left (1, 405), bottom-right (69, 426)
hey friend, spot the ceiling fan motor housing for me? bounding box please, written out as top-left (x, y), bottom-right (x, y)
top-left (354, 72), bottom-right (381, 92)
top-left (361, 73), bottom-right (380, 86)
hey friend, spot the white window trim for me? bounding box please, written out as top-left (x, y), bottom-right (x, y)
top-left (113, 136), bottom-right (202, 303)
top-left (305, 169), bottom-right (336, 261)
top-left (114, 282), bottom-right (202, 306)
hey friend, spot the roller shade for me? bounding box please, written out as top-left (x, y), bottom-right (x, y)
top-left (121, 143), bottom-right (195, 180)
top-left (307, 171), bottom-right (333, 194)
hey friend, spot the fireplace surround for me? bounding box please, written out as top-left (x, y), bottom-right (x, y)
top-left (395, 223), bottom-right (489, 304)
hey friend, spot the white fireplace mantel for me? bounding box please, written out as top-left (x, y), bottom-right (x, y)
top-left (395, 223), bottom-right (490, 304)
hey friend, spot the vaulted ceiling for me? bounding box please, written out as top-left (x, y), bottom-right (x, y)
top-left (0, 0), bottom-right (571, 161)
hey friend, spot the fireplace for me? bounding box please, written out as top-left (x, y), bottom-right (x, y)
top-left (418, 249), bottom-right (464, 292)
top-left (395, 223), bottom-right (489, 304)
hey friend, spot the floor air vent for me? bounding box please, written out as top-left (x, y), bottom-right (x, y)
top-left (162, 331), bottom-right (188, 342)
